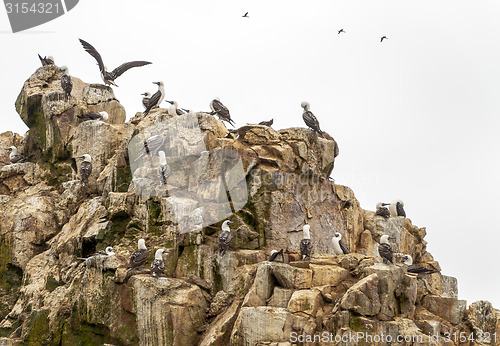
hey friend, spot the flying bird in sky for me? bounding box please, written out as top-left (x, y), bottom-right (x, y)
top-left (380, 36), bottom-right (388, 42)
top-left (79, 38), bottom-right (152, 87)
top-left (338, 29), bottom-right (345, 34)
top-left (242, 12), bottom-right (249, 18)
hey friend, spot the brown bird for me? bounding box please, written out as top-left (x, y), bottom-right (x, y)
top-left (378, 234), bottom-right (395, 264)
top-left (375, 202), bottom-right (391, 218)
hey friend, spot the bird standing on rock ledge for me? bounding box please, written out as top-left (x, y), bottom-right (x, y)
top-left (218, 220), bottom-right (233, 256)
top-left (301, 101), bottom-right (323, 136)
top-left (378, 234), bottom-right (395, 264)
top-left (300, 224), bottom-right (313, 260)
top-left (6, 146), bottom-right (26, 164)
top-left (60, 66), bottom-right (72, 101)
top-left (79, 154), bottom-right (92, 185)
top-left (151, 249), bottom-right (168, 277)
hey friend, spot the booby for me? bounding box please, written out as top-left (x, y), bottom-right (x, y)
top-left (157, 151), bottom-right (171, 186)
top-left (92, 246), bottom-right (115, 257)
top-left (402, 254), bottom-right (439, 275)
top-left (79, 154), bottom-right (92, 185)
top-left (77, 111), bottom-right (109, 122)
top-left (380, 36), bottom-right (388, 42)
top-left (60, 66), bottom-right (72, 101)
top-left (242, 12), bottom-right (249, 18)
top-left (141, 92), bottom-right (151, 109)
top-left (338, 29), bottom-right (345, 34)
top-left (389, 200), bottom-right (406, 217)
top-left (378, 234), bottom-right (395, 264)
top-left (258, 119), bottom-right (273, 127)
top-left (375, 202), bottom-right (391, 218)
top-left (151, 248), bottom-right (168, 277)
top-left (38, 54), bottom-right (54, 66)
top-left (128, 238), bottom-right (148, 269)
top-left (166, 100), bottom-right (187, 116)
top-left (210, 98), bottom-right (235, 127)
top-left (269, 249), bottom-right (284, 262)
top-left (135, 135), bottom-right (164, 161)
top-left (332, 232), bottom-right (349, 255)
top-left (79, 39), bottom-right (152, 87)
top-left (6, 146), bottom-right (27, 164)
top-left (301, 102), bottom-right (323, 135)
top-left (143, 82), bottom-right (165, 115)
top-left (300, 224), bottom-right (313, 260)
top-left (218, 220), bottom-right (233, 256)
top-left (81, 246), bottom-right (115, 268)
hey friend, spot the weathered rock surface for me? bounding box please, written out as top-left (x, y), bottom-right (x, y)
top-left (0, 67), bottom-right (498, 345)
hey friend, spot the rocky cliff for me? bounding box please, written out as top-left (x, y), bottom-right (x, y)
top-left (0, 65), bottom-right (498, 345)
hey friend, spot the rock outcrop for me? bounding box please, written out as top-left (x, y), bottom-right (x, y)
top-left (0, 66), bottom-right (498, 345)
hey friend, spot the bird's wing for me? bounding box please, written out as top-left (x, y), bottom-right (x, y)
top-left (11, 155), bottom-right (26, 164)
top-left (303, 111), bottom-right (322, 132)
top-left (339, 239), bottom-right (350, 254)
top-left (396, 202), bottom-right (406, 217)
top-left (300, 239), bottom-right (312, 255)
top-left (211, 99), bottom-right (229, 115)
top-left (80, 161), bottom-right (92, 179)
top-left (78, 112), bottom-right (101, 120)
top-left (219, 231), bottom-right (232, 245)
top-left (378, 243), bottom-right (393, 262)
top-left (146, 90), bottom-right (162, 108)
top-left (130, 249), bottom-right (147, 267)
top-left (111, 61), bottom-right (152, 78)
top-left (269, 252), bottom-right (279, 261)
top-left (376, 207), bottom-right (390, 218)
top-left (79, 39), bottom-right (105, 72)
top-left (408, 264), bottom-right (437, 274)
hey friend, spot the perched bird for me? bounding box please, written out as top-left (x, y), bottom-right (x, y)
top-left (151, 248), bottom-right (168, 277)
top-left (77, 111), bottom-right (109, 122)
top-left (135, 135), bottom-right (164, 161)
top-left (301, 101), bottom-right (323, 135)
top-left (60, 66), bottom-right (72, 101)
top-left (38, 54), bottom-right (54, 66)
top-left (141, 92), bottom-right (151, 109)
top-left (143, 82), bottom-right (165, 115)
top-left (389, 200), bottom-right (406, 217)
top-left (91, 246), bottom-right (115, 257)
top-left (79, 38), bottom-right (151, 87)
top-left (80, 246), bottom-right (115, 268)
top-left (258, 119), bottom-right (273, 127)
top-left (210, 98), bottom-right (235, 127)
top-left (300, 224), bottom-right (313, 260)
top-left (375, 202), bottom-right (391, 218)
top-left (378, 234), bottom-right (395, 264)
top-left (79, 154), bottom-right (92, 185)
top-left (268, 249), bottom-right (284, 262)
top-left (338, 29), bottom-right (345, 34)
top-left (218, 220), bottom-right (233, 256)
top-left (6, 146), bottom-right (27, 164)
top-left (380, 36), bottom-right (388, 42)
top-left (332, 232), bottom-right (349, 255)
top-left (402, 254), bottom-right (439, 275)
top-left (166, 100), bottom-right (187, 116)
top-left (242, 12), bottom-right (249, 18)
top-left (157, 151), bottom-right (171, 186)
top-left (128, 239), bottom-right (148, 269)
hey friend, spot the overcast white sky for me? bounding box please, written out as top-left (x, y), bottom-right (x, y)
top-left (1, 0), bottom-right (499, 308)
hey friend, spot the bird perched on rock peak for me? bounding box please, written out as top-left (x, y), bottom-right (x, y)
top-left (38, 54), bottom-right (54, 66)
top-left (301, 101), bottom-right (323, 136)
top-left (78, 111), bottom-right (109, 122)
top-left (60, 66), bottom-right (72, 101)
top-left (300, 224), bottom-right (313, 260)
top-left (79, 154), bottom-right (92, 185)
top-left (128, 239), bottom-right (148, 270)
top-left (79, 38), bottom-right (151, 87)
top-left (378, 234), bottom-right (395, 264)
top-left (258, 119), bottom-right (273, 127)
top-left (143, 82), bottom-right (165, 115)
top-left (218, 220), bottom-right (233, 256)
top-left (210, 98), bottom-right (235, 127)
top-left (332, 232), bottom-right (349, 255)
top-left (151, 249), bottom-right (168, 277)
top-left (389, 200), bottom-right (406, 217)
top-left (402, 254), bottom-right (439, 276)
top-left (6, 146), bottom-right (27, 164)
top-left (375, 202), bottom-right (391, 218)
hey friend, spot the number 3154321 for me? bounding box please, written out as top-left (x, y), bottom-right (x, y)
top-left (5, 3), bottom-right (61, 14)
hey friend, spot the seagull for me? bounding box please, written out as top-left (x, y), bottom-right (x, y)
top-left (157, 151), bottom-right (171, 186)
top-left (135, 135), bottom-right (164, 161)
top-left (389, 200), bottom-right (406, 217)
top-left (141, 92), bottom-right (151, 109)
top-left (332, 232), bottom-right (349, 255)
top-left (242, 12), bottom-right (249, 18)
top-left (380, 36), bottom-right (388, 42)
top-left (300, 224), bottom-right (313, 260)
top-left (128, 239), bottom-right (148, 270)
top-left (268, 249), bottom-right (284, 262)
top-left (338, 29), bottom-right (345, 34)
top-left (258, 119), bottom-right (273, 127)
top-left (165, 100), bottom-right (187, 116)
top-left (210, 98), bottom-right (235, 127)
top-left (218, 220), bottom-right (233, 256)
top-left (79, 38), bottom-right (152, 87)
top-left (77, 111), bottom-right (109, 122)
top-left (38, 54), bottom-right (54, 66)
top-left (301, 101), bottom-right (323, 135)
top-left (402, 255), bottom-right (439, 275)
top-left (151, 249), bottom-right (168, 277)
top-left (143, 82), bottom-right (165, 115)
top-left (375, 202), bottom-right (391, 218)
top-left (378, 234), bottom-right (395, 264)
top-left (60, 66), bottom-right (72, 101)
top-left (79, 154), bottom-right (92, 185)
top-left (6, 146), bottom-right (27, 164)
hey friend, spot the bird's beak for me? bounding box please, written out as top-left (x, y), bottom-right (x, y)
top-left (227, 221), bottom-right (232, 225)
top-left (165, 100), bottom-right (173, 104)
top-left (389, 237), bottom-right (396, 240)
top-left (141, 93), bottom-right (147, 96)
top-left (153, 82), bottom-right (160, 85)
top-left (79, 156), bottom-right (85, 159)
top-left (163, 250), bottom-right (168, 254)
top-left (382, 203), bottom-right (390, 206)
top-left (6, 148), bottom-right (12, 151)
